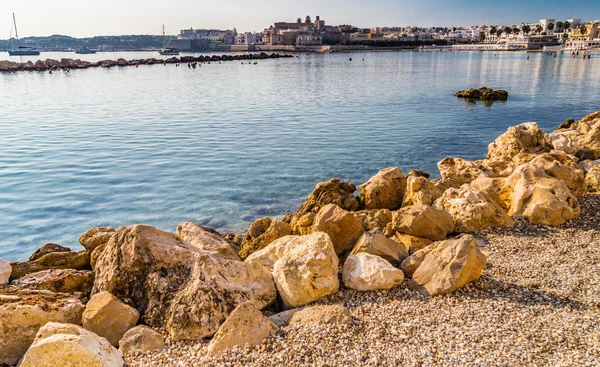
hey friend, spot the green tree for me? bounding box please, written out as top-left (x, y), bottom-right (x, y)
top-left (513, 27), bottom-right (520, 34)
top-left (563, 21), bottom-right (571, 30)
top-left (522, 25), bottom-right (531, 35)
top-left (490, 26), bottom-right (497, 35)
top-left (479, 32), bottom-right (486, 42)
top-left (535, 25), bottom-right (543, 34)
top-left (496, 29), bottom-right (503, 38)
top-left (305, 15), bottom-right (312, 24)
top-left (548, 23), bottom-right (554, 32)
top-left (556, 21), bottom-right (563, 32)
top-left (579, 25), bottom-right (587, 38)
top-left (297, 18), bottom-right (302, 23)
top-left (504, 26), bottom-right (512, 35)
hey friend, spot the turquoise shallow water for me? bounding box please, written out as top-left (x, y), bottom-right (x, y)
top-left (1, 51), bottom-right (599, 261)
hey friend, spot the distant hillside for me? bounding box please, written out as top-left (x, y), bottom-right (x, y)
top-left (0, 34), bottom-right (176, 51)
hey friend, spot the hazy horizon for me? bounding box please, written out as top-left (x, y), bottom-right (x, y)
top-left (2, 0), bottom-right (600, 38)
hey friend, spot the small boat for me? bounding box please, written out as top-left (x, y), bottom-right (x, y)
top-left (158, 25), bottom-right (179, 56)
top-left (75, 48), bottom-right (97, 54)
top-left (7, 13), bottom-right (40, 56)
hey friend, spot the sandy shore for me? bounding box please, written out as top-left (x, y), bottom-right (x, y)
top-left (124, 194), bottom-right (600, 367)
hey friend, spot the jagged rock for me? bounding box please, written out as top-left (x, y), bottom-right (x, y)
top-left (207, 302), bottom-right (276, 356)
top-left (28, 243), bottom-right (71, 261)
top-left (581, 160), bottom-right (600, 193)
top-left (469, 176), bottom-right (512, 210)
top-left (19, 322), bottom-right (124, 367)
top-left (312, 204), bottom-right (364, 255)
top-left (527, 151), bottom-right (586, 197)
top-left (571, 110), bottom-right (600, 150)
top-left (118, 325), bottom-right (164, 355)
top-left (238, 217), bottom-right (291, 260)
top-left (547, 130), bottom-right (583, 154)
top-left (0, 258), bottom-right (10, 285)
top-left (433, 186), bottom-right (514, 232)
top-left (283, 178), bottom-right (359, 234)
top-left (557, 118), bottom-right (576, 130)
top-left (575, 148), bottom-right (600, 161)
top-left (10, 250), bottom-right (90, 280)
top-left (359, 167), bottom-right (406, 210)
top-left (0, 287), bottom-right (85, 366)
top-left (455, 87), bottom-right (508, 101)
top-left (405, 235), bottom-right (487, 296)
top-left (437, 157), bottom-right (484, 187)
top-left (12, 269), bottom-right (94, 296)
top-left (482, 157), bottom-right (516, 178)
top-left (350, 232), bottom-right (408, 265)
top-left (92, 224), bottom-right (276, 341)
top-left (487, 122), bottom-right (552, 161)
top-left (356, 209), bottom-right (393, 234)
top-left (82, 291), bottom-right (140, 346)
top-left (289, 305), bottom-right (353, 326)
top-left (504, 164), bottom-right (580, 225)
top-left (342, 253), bottom-right (404, 291)
top-left (392, 205), bottom-right (454, 241)
top-left (268, 308), bottom-right (304, 328)
top-left (392, 233), bottom-right (434, 254)
top-left (79, 227), bottom-right (115, 253)
top-left (246, 232), bottom-right (339, 308)
top-left (403, 172), bottom-right (443, 207)
top-left (176, 222), bottom-right (239, 260)
top-left (222, 232), bottom-right (244, 249)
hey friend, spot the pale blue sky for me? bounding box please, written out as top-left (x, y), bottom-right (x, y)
top-left (2, 0), bottom-right (600, 38)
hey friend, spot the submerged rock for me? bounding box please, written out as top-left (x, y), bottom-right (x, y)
top-left (455, 87), bottom-right (508, 101)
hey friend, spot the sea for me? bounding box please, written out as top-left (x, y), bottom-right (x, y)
top-left (1, 50), bottom-right (598, 261)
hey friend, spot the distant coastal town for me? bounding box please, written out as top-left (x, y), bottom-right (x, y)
top-left (2, 15), bottom-right (599, 54)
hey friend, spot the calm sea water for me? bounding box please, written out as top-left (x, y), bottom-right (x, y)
top-left (1, 51), bottom-right (599, 261)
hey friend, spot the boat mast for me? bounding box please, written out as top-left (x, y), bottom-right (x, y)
top-left (13, 13), bottom-right (20, 49)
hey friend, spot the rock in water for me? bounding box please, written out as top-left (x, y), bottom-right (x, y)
top-left (207, 302), bottom-right (276, 356)
top-left (312, 204), bottom-right (364, 255)
top-left (0, 258), bottom-right (11, 285)
top-left (404, 235), bottom-right (487, 296)
top-left (0, 287), bottom-right (85, 366)
top-left (119, 325), bottom-right (164, 355)
top-left (289, 305), bottom-right (353, 326)
top-left (455, 87), bottom-right (508, 101)
top-left (82, 291), bottom-right (140, 346)
top-left (392, 205), bottom-right (454, 241)
top-left (342, 253), bottom-right (404, 291)
top-left (359, 167), bottom-right (407, 210)
top-left (246, 232), bottom-right (339, 308)
top-left (92, 224), bottom-right (276, 341)
top-left (238, 217), bottom-right (292, 260)
top-left (19, 322), bottom-right (124, 367)
top-left (28, 243), bottom-right (71, 261)
top-left (12, 269), bottom-right (94, 296)
top-left (433, 186), bottom-right (514, 232)
top-left (350, 232), bottom-right (408, 266)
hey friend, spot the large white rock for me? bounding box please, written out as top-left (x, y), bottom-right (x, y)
top-left (246, 232), bottom-right (339, 308)
top-left (82, 291), bottom-right (140, 346)
top-left (207, 302), bottom-right (276, 356)
top-left (0, 288), bottom-right (85, 366)
top-left (342, 253), bottom-right (404, 291)
top-left (19, 322), bottom-right (124, 367)
top-left (0, 258), bottom-right (11, 285)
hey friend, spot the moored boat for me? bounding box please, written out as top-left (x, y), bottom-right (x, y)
top-left (7, 13), bottom-right (40, 56)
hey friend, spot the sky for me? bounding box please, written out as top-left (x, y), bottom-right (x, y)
top-left (2, 0), bottom-right (600, 38)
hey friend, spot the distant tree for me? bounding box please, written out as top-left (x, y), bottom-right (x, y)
top-left (521, 25), bottom-right (531, 35)
top-left (496, 29), bottom-right (503, 38)
top-left (297, 18), bottom-right (302, 23)
top-left (579, 25), bottom-right (587, 38)
top-left (513, 27), bottom-right (520, 34)
top-left (535, 25), bottom-right (543, 34)
top-left (548, 23), bottom-right (554, 32)
top-left (452, 27), bottom-right (457, 32)
top-left (556, 21), bottom-right (563, 32)
top-left (479, 32), bottom-right (486, 42)
top-left (563, 21), bottom-right (571, 30)
top-left (305, 15), bottom-right (312, 24)
top-left (504, 26), bottom-right (512, 35)
top-left (562, 33), bottom-right (569, 40)
top-left (490, 26), bottom-right (497, 35)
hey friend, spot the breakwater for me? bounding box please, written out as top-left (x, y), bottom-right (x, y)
top-left (0, 52), bottom-right (294, 72)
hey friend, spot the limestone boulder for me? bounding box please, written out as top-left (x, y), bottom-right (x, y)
top-left (312, 204), bottom-right (364, 255)
top-left (350, 232), bottom-right (408, 265)
top-left (0, 258), bottom-right (10, 285)
top-left (437, 157), bottom-right (484, 187)
top-left (403, 172), bottom-right (443, 207)
top-left (283, 178), bottom-right (359, 234)
top-left (469, 176), bottom-right (512, 210)
top-left (400, 245), bottom-right (434, 278)
top-left (238, 217), bottom-right (292, 260)
top-left (528, 151), bottom-right (587, 197)
top-left (0, 287), bottom-right (85, 366)
top-left (207, 302), bottom-right (276, 356)
top-left (392, 233), bottom-right (434, 254)
top-left (10, 250), bottom-right (90, 280)
top-left (392, 205), bottom-right (454, 241)
top-left (406, 235), bottom-right (487, 296)
top-left (289, 305), bottom-right (353, 326)
top-left (12, 269), bottom-right (94, 296)
top-left (571, 110), bottom-right (600, 150)
top-left (433, 186), bottom-right (514, 232)
top-left (176, 222), bottom-right (239, 260)
top-left (118, 325), bottom-right (164, 355)
top-left (581, 160), bottom-right (600, 193)
top-left (356, 209), bottom-right (393, 234)
top-left (92, 224), bottom-right (277, 341)
top-left (79, 227), bottom-right (115, 253)
top-left (82, 291), bottom-right (140, 346)
top-left (246, 232), bottom-right (339, 309)
top-left (19, 322), bottom-right (124, 367)
top-left (28, 243), bottom-right (71, 261)
top-left (547, 130), bottom-right (583, 154)
top-left (504, 165), bottom-right (581, 225)
top-left (342, 253), bottom-right (404, 291)
top-left (359, 167), bottom-right (406, 210)
top-left (487, 122), bottom-right (551, 161)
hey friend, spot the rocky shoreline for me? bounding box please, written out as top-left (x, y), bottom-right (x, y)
top-left (0, 109), bottom-right (599, 366)
top-left (0, 52), bottom-right (294, 72)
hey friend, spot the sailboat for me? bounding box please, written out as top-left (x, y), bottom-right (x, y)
top-left (8, 13), bottom-right (40, 56)
top-left (159, 25), bottom-right (179, 55)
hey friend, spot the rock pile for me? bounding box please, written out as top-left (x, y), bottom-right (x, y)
top-left (0, 109), bottom-right (598, 364)
top-left (455, 87), bottom-right (509, 101)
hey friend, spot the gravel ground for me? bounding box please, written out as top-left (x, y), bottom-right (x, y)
top-left (125, 195), bottom-right (600, 367)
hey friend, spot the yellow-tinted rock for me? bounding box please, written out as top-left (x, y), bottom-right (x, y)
top-left (79, 227), bottom-right (115, 253)
top-left (238, 217), bottom-right (291, 260)
top-left (487, 122), bottom-right (552, 161)
top-left (313, 204), bottom-right (364, 255)
top-left (392, 205), bottom-right (454, 241)
top-left (82, 291), bottom-right (139, 346)
top-left (403, 173), bottom-right (443, 207)
top-left (13, 269), bottom-right (94, 296)
top-left (437, 157), bottom-right (484, 186)
top-left (176, 222), bottom-right (239, 260)
top-left (392, 233), bottom-right (434, 254)
top-left (350, 232), bottom-right (408, 265)
top-left (289, 305), bottom-right (353, 326)
top-left (119, 325), bottom-right (164, 355)
top-left (359, 167), bottom-right (406, 210)
top-left (527, 151), bottom-right (586, 197)
top-left (342, 252), bottom-right (404, 291)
